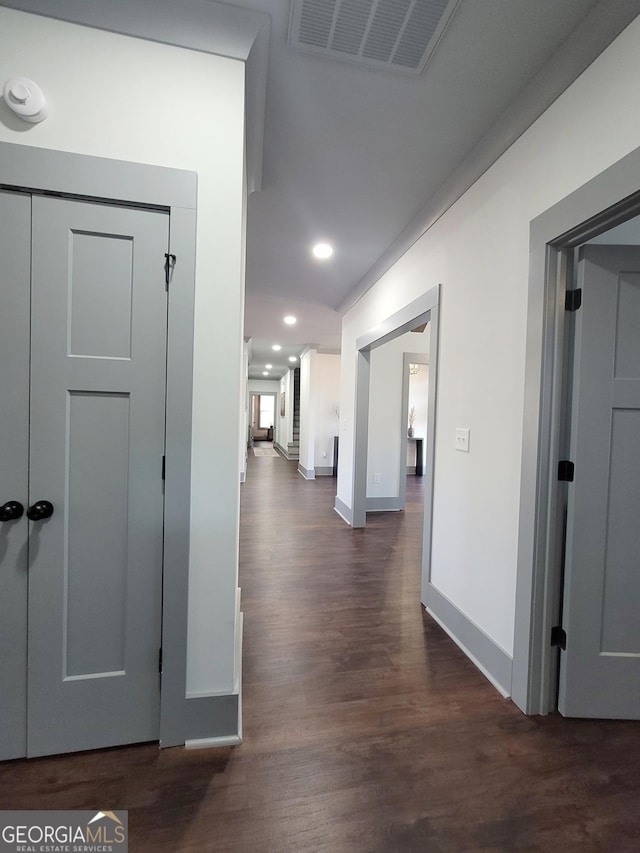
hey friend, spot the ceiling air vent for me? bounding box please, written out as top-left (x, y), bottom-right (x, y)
top-left (289, 0), bottom-right (460, 76)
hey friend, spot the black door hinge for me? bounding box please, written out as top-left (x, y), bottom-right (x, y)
top-left (162, 455), bottom-right (166, 480)
top-left (551, 626), bottom-right (567, 650)
top-left (565, 288), bottom-right (582, 312)
top-left (164, 253), bottom-right (176, 288)
top-left (558, 460), bottom-right (574, 482)
top-left (158, 647), bottom-right (163, 674)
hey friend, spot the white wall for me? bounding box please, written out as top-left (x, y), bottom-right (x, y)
top-left (277, 369), bottom-right (294, 449)
top-left (299, 350), bottom-right (340, 476)
top-left (299, 350), bottom-right (314, 476)
top-left (407, 363), bottom-right (429, 469)
top-left (313, 353), bottom-right (341, 472)
top-left (408, 367), bottom-right (429, 441)
top-left (338, 15), bottom-right (640, 658)
top-left (0, 8), bottom-right (246, 695)
top-left (240, 342), bottom-right (250, 480)
top-left (248, 378), bottom-right (280, 395)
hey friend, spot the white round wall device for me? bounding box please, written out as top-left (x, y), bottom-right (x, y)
top-left (3, 77), bottom-right (48, 123)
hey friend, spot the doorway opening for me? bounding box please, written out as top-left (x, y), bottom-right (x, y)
top-left (250, 393), bottom-right (276, 444)
top-left (513, 144), bottom-right (640, 718)
top-left (351, 285), bottom-right (440, 605)
top-left (400, 352), bottom-right (429, 510)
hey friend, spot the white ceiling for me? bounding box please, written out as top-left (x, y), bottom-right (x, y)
top-left (3, 0), bottom-right (634, 380)
top-left (229, 0), bottom-right (634, 378)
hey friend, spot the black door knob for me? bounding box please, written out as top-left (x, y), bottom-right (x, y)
top-left (0, 501), bottom-right (24, 521)
top-left (26, 500), bottom-right (54, 521)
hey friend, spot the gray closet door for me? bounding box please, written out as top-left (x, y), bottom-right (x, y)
top-left (559, 245), bottom-right (640, 718)
top-left (0, 191), bottom-right (31, 761)
top-left (27, 197), bottom-right (169, 756)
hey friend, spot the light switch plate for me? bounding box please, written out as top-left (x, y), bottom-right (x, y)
top-left (455, 428), bottom-right (470, 452)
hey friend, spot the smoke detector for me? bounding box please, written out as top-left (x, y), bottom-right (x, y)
top-left (3, 77), bottom-right (48, 123)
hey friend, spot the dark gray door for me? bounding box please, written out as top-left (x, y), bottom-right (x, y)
top-left (0, 193), bottom-right (169, 758)
top-left (559, 245), bottom-right (640, 718)
top-left (0, 190), bottom-right (31, 760)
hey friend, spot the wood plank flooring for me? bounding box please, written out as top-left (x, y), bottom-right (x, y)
top-left (2, 451), bottom-right (640, 851)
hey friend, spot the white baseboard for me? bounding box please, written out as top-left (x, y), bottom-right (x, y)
top-left (424, 582), bottom-right (512, 698)
top-left (334, 496), bottom-right (352, 525)
top-left (185, 734), bottom-right (242, 749)
top-left (366, 496), bottom-right (403, 512)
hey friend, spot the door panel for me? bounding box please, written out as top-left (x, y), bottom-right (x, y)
top-left (27, 197), bottom-right (169, 756)
top-left (559, 245), bottom-right (640, 718)
top-left (68, 228), bottom-right (134, 358)
top-left (66, 391), bottom-right (131, 676)
top-left (0, 191), bottom-right (31, 761)
top-left (600, 408), bottom-right (640, 653)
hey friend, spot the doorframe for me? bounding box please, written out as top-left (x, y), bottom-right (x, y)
top-left (0, 141), bottom-right (197, 748)
top-left (512, 143), bottom-right (640, 715)
top-left (351, 285), bottom-right (440, 602)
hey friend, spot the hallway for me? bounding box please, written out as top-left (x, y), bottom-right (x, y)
top-left (237, 453), bottom-right (640, 851)
top-left (2, 451), bottom-right (640, 850)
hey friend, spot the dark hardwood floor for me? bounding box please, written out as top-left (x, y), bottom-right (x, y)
top-left (2, 451), bottom-right (640, 851)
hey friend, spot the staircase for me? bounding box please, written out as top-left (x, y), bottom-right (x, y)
top-left (287, 368), bottom-right (300, 461)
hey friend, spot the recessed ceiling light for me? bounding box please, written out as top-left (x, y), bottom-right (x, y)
top-left (283, 315), bottom-right (297, 325)
top-left (288, 356), bottom-right (297, 362)
top-left (265, 363), bottom-right (272, 369)
top-left (312, 242), bottom-right (333, 259)
top-left (272, 344), bottom-right (282, 351)
top-left (263, 371), bottom-right (269, 376)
